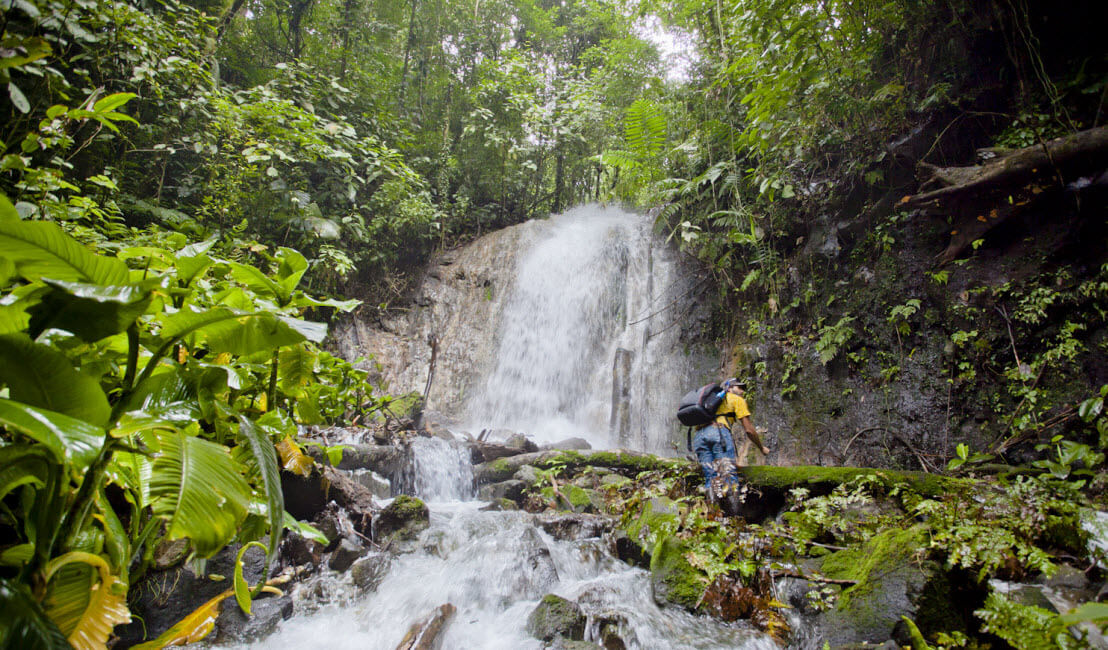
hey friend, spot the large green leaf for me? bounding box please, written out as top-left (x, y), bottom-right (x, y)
top-left (278, 345), bottom-right (317, 396)
top-left (42, 553), bottom-right (131, 650)
top-left (157, 307), bottom-right (316, 353)
top-left (236, 417), bottom-right (283, 591)
top-left (0, 445), bottom-right (54, 502)
top-left (0, 218), bottom-right (129, 285)
top-left (0, 334), bottom-right (111, 427)
top-left (274, 247), bottom-right (308, 295)
top-left (28, 279), bottom-right (155, 342)
top-left (0, 399), bottom-right (103, 471)
top-left (227, 262), bottom-right (284, 304)
top-left (149, 427), bottom-right (251, 557)
top-left (0, 579), bottom-right (73, 650)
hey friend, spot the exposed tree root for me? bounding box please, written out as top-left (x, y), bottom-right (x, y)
top-left (904, 125), bottom-right (1108, 263)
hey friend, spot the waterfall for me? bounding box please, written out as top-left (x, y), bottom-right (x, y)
top-left (402, 437), bottom-right (474, 501)
top-left (462, 205), bottom-right (698, 451)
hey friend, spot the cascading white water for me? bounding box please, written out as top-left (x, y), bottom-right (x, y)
top-left (463, 205), bottom-right (698, 451)
top-left (240, 504), bottom-right (777, 650)
top-left (224, 207), bottom-right (756, 649)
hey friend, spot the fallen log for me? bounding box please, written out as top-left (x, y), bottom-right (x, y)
top-left (903, 125), bottom-right (1108, 262)
top-left (908, 125), bottom-right (1108, 206)
top-left (395, 603), bottom-right (457, 650)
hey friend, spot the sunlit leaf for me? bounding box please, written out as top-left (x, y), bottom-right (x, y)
top-left (275, 436), bottom-right (313, 477)
top-left (149, 427), bottom-right (251, 557)
top-left (0, 334), bottom-right (111, 427)
top-left (0, 218), bottom-right (129, 285)
top-left (130, 589), bottom-right (234, 649)
top-left (41, 553), bottom-right (131, 650)
top-left (0, 398), bottom-right (103, 471)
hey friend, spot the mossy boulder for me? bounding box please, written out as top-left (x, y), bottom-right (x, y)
top-left (649, 535), bottom-right (705, 610)
top-left (374, 495), bottom-right (430, 543)
top-left (527, 593), bottom-right (586, 642)
top-left (737, 465), bottom-right (968, 499)
top-left (816, 525), bottom-right (963, 646)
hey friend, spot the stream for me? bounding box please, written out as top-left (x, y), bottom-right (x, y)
top-left (226, 207), bottom-right (781, 649)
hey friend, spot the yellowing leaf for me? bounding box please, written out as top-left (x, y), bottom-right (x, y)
top-left (276, 436), bottom-right (313, 476)
top-left (41, 552), bottom-right (131, 650)
top-left (131, 589), bottom-right (234, 649)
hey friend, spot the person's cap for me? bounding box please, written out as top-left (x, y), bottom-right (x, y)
top-left (723, 377), bottom-right (747, 388)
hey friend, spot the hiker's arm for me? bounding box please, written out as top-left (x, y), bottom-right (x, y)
top-left (740, 416), bottom-right (770, 455)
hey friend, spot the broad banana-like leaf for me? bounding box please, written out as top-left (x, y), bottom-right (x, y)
top-left (278, 345), bottom-right (318, 397)
top-left (278, 315), bottom-right (327, 343)
top-left (0, 399), bottom-right (104, 471)
top-left (227, 261), bottom-right (286, 304)
top-left (0, 192), bottom-right (19, 221)
top-left (236, 417), bottom-right (283, 587)
top-left (0, 303), bottom-right (31, 336)
top-left (131, 589), bottom-right (234, 649)
top-left (274, 248), bottom-right (308, 293)
top-left (119, 369), bottom-right (195, 418)
top-left (148, 427), bottom-right (251, 557)
top-left (276, 436), bottom-right (314, 476)
top-left (156, 307), bottom-right (316, 355)
top-left (0, 218), bottom-right (129, 285)
top-left (0, 256), bottom-right (15, 287)
top-left (0, 579), bottom-right (72, 650)
top-left (42, 552), bottom-right (130, 650)
top-left (28, 278), bottom-right (156, 342)
top-left (93, 488), bottom-right (129, 575)
top-left (291, 293), bottom-right (361, 312)
top-left (0, 445), bottom-right (53, 502)
top-left (174, 253), bottom-right (212, 286)
top-left (0, 334), bottom-right (111, 427)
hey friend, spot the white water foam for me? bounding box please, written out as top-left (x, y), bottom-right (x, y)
top-left (462, 205), bottom-right (697, 452)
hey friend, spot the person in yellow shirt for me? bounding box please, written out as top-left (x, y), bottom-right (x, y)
top-left (692, 378), bottom-right (770, 494)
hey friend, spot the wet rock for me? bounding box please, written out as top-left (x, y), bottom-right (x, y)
top-left (350, 553), bottom-right (392, 591)
top-left (592, 612), bottom-right (630, 650)
top-left (549, 641), bottom-right (603, 649)
top-left (396, 603), bottom-right (457, 650)
top-left (527, 594), bottom-right (586, 642)
top-left (280, 530), bottom-right (325, 568)
top-left (349, 468), bottom-right (393, 499)
top-left (471, 440), bottom-right (530, 464)
top-left (152, 537), bottom-right (190, 570)
top-left (649, 536), bottom-right (702, 610)
top-left (816, 525), bottom-right (968, 647)
top-left (1037, 563), bottom-right (1090, 590)
top-left (212, 594), bottom-right (293, 644)
top-left (309, 443), bottom-right (405, 475)
top-left (478, 479), bottom-right (526, 503)
top-left (328, 538), bottom-right (367, 572)
top-left (282, 465), bottom-right (378, 538)
top-left (513, 464), bottom-right (541, 485)
top-left (545, 437), bottom-right (592, 451)
top-left (115, 543), bottom-right (272, 646)
top-left (479, 498), bottom-right (520, 511)
top-left (536, 513), bottom-right (613, 540)
top-left (505, 433), bottom-right (539, 453)
top-left (606, 529), bottom-right (649, 569)
top-left (375, 495), bottom-right (430, 544)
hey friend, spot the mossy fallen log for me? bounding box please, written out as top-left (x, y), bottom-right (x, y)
top-left (736, 465), bottom-right (972, 498)
top-left (474, 449), bottom-right (686, 484)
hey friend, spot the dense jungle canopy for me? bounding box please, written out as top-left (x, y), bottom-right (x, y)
top-left (1, 0), bottom-right (1107, 647)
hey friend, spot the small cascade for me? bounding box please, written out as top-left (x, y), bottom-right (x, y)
top-left (239, 505), bottom-right (777, 650)
top-left (399, 437), bottom-right (474, 501)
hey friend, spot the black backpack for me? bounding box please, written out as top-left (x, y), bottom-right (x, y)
top-left (677, 383), bottom-right (726, 427)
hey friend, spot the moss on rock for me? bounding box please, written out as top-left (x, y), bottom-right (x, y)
top-left (649, 535), bottom-right (705, 610)
top-left (817, 525), bottom-right (961, 645)
top-left (375, 494), bottom-right (430, 543)
top-left (738, 465), bottom-right (968, 498)
top-left (526, 593), bottom-right (586, 642)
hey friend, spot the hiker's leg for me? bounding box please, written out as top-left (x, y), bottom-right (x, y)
top-left (692, 427), bottom-right (723, 491)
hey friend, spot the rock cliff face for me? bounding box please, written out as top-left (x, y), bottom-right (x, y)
top-left (334, 206), bottom-right (718, 452)
top-left (334, 220), bottom-right (526, 420)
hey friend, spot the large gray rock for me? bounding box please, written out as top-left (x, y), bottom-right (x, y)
top-left (478, 479), bottom-right (526, 503)
top-left (536, 513), bottom-right (613, 541)
top-left (816, 525), bottom-right (967, 646)
top-left (328, 538), bottom-right (367, 572)
top-left (374, 495), bottom-right (430, 544)
top-left (212, 595), bottom-right (294, 644)
top-left (526, 594), bottom-right (586, 642)
top-left (351, 553), bottom-right (393, 591)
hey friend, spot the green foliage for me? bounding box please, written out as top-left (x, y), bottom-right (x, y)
top-left (976, 592), bottom-right (1084, 649)
top-left (816, 315), bottom-right (856, 365)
